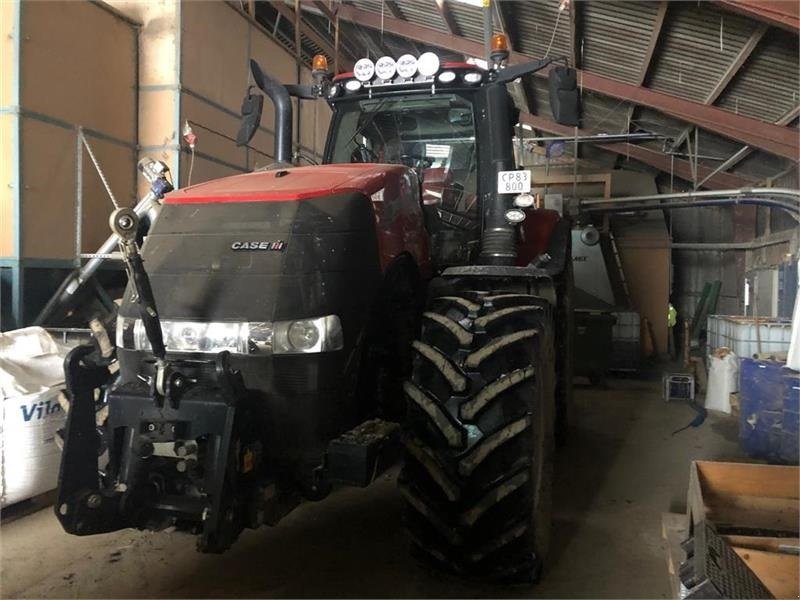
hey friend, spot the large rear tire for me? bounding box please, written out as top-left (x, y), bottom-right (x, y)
top-left (400, 291), bottom-right (555, 582)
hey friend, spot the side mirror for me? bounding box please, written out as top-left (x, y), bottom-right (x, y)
top-left (548, 66), bottom-right (580, 127)
top-left (236, 88), bottom-right (264, 146)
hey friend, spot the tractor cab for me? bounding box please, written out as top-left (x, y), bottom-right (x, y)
top-left (326, 68), bottom-right (485, 266)
top-left (316, 49), bottom-right (525, 267)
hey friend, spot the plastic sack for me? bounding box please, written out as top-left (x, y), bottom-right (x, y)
top-left (705, 352), bottom-right (739, 414)
top-left (0, 327), bottom-right (70, 507)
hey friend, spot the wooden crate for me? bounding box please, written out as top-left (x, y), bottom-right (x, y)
top-left (681, 461), bottom-right (800, 599)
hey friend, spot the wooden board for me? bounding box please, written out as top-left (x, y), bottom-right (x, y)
top-left (0, 113), bottom-right (15, 257)
top-left (21, 1), bottom-right (136, 142)
top-left (181, 1), bottom-right (249, 115)
top-left (695, 461), bottom-right (800, 500)
top-left (724, 535), bottom-right (800, 553)
top-left (21, 118), bottom-right (135, 259)
top-left (179, 154), bottom-right (241, 188)
top-left (180, 3), bottom-right (327, 169)
top-left (180, 92), bottom-right (248, 175)
top-left (732, 547), bottom-right (800, 599)
top-left (689, 461), bottom-right (800, 535)
top-left (1, 0), bottom-right (17, 109)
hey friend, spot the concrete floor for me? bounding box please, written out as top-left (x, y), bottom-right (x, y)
top-left (1, 376), bottom-right (744, 599)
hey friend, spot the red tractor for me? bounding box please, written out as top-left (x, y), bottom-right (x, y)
top-left (56, 39), bottom-right (576, 582)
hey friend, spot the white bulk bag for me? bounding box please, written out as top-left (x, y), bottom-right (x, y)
top-left (0, 327), bottom-right (70, 507)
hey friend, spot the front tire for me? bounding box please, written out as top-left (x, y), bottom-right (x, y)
top-left (400, 291), bottom-right (555, 582)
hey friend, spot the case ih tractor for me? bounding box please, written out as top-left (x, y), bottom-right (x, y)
top-left (56, 37), bottom-right (576, 582)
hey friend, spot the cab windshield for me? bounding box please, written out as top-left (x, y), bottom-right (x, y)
top-left (328, 93), bottom-right (478, 217)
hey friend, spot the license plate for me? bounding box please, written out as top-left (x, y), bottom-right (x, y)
top-left (497, 170), bottom-right (531, 194)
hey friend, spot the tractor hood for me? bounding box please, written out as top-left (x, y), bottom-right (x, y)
top-left (165, 164), bottom-right (407, 205)
top-left (117, 163), bottom-right (426, 348)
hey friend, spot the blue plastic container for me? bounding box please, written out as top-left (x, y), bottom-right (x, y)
top-left (739, 359), bottom-right (799, 464)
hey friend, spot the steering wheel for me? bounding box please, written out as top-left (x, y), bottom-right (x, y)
top-left (351, 143), bottom-right (379, 163)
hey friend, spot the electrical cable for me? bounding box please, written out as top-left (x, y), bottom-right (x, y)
top-left (187, 120), bottom-right (272, 160)
top-left (187, 147), bottom-right (195, 187)
top-left (543, 1), bottom-right (566, 60)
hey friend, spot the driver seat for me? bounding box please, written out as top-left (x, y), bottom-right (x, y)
top-left (421, 167), bottom-right (455, 206)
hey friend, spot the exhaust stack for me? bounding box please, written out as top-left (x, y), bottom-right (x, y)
top-left (238, 59), bottom-right (293, 164)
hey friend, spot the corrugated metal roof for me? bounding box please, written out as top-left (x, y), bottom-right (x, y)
top-left (268, 0), bottom-right (798, 184)
top-left (581, 1), bottom-right (662, 84)
top-left (648, 3), bottom-right (759, 103)
top-left (374, 0), bottom-right (450, 34)
top-left (448, 2), bottom-right (487, 43)
top-left (515, 1), bottom-right (572, 61)
top-left (349, 0), bottom-right (389, 17)
top-left (715, 29), bottom-right (800, 122)
top-left (733, 150), bottom-right (791, 181)
top-left (631, 108), bottom-right (686, 139)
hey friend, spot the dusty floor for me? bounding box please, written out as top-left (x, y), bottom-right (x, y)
top-left (1, 376), bottom-right (744, 599)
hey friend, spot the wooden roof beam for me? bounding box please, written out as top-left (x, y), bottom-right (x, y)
top-left (335, 4), bottom-right (798, 159)
top-left (568, 0), bottom-right (582, 69)
top-left (672, 21), bottom-right (769, 148)
top-left (384, 0), bottom-right (405, 21)
top-left (435, 0), bottom-right (461, 37)
top-left (272, 1), bottom-right (354, 70)
top-left (695, 105), bottom-right (800, 187)
top-left (494, 0), bottom-right (518, 51)
top-left (311, 1), bottom-right (336, 21)
top-left (624, 1), bottom-right (668, 132)
top-left (715, 0), bottom-right (799, 32)
top-left (520, 113), bottom-right (758, 191)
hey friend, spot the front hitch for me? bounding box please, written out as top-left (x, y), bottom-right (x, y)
top-left (55, 344), bottom-right (121, 534)
top-left (55, 208), bottom-right (268, 552)
top-left (55, 346), bottom-right (260, 551)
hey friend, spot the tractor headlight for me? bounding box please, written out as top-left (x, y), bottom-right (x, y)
top-left (117, 315), bottom-right (343, 355)
top-left (463, 72), bottom-right (482, 84)
top-left (287, 320), bottom-right (320, 350)
top-left (504, 208), bottom-right (527, 224)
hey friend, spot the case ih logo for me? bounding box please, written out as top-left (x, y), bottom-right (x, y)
top-left (231, 241), bottom-right (287, 251)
